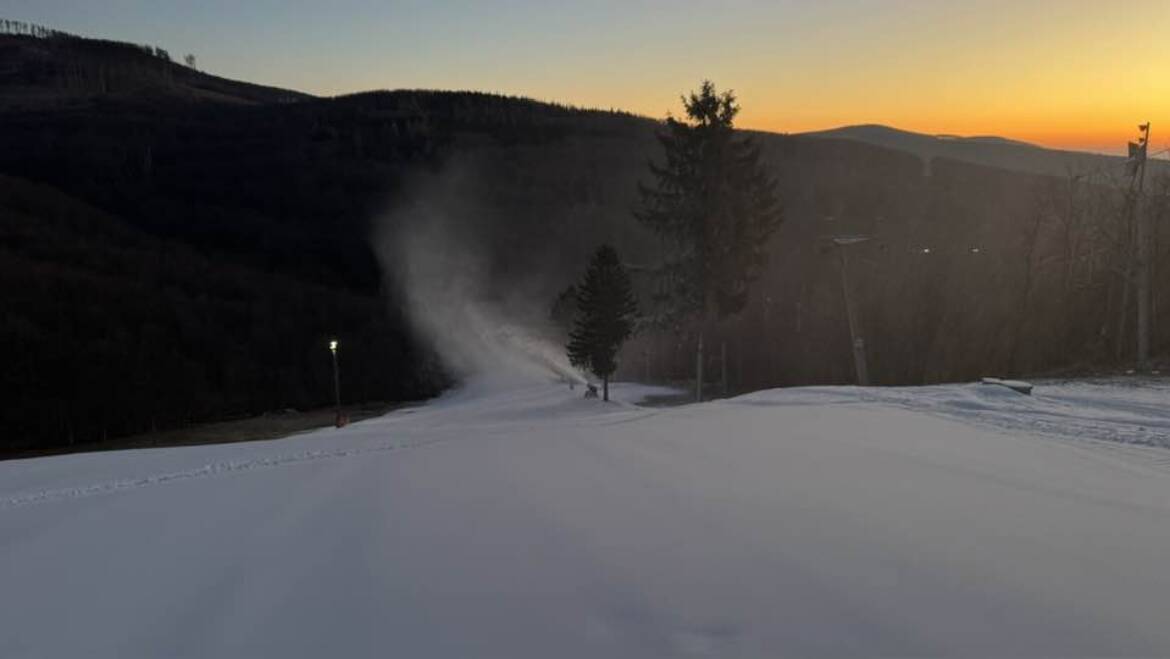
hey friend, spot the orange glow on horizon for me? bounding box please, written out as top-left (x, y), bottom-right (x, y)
top-left (741, 113), bottom-right (1164, 156)
top-left (208, 0), bottom-right (1170, 157)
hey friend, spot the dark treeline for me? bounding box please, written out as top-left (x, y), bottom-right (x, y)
top-left (0, 30), bottom-right (300, 106)
top-left (594, 83), bottom-right (1170, 391)
top-left (0, 18), bottom-right (73, 40)
top-left (1, 29), bottom-right (1166, 452)
top-left (0, 174), bottom-right (442, 449)
top-left (626, 151), bottom-right (1170, 390)
top-left (0, 17), bottom-right (179, 73)
top-left (0, 31), bottom-right (651, 452)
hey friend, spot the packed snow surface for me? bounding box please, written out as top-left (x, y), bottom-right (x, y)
top-left (4, 378), bottom-right (1170, 657)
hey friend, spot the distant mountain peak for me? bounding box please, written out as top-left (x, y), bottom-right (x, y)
top-left (798, 124), bottom-right (1121, 177)
top-left (807, 124), bottom-right (1033, 147)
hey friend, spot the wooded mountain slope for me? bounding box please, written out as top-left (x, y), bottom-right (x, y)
top-left (2, 31), bottom-right (1165, 452)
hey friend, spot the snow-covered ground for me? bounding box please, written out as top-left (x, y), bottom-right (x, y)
top-left (3, 378), bottom-right (1170, 657)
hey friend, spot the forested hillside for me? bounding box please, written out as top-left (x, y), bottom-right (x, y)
top-left (0, 25), bottom-right (307, 106)
top-left (2, 28), bottom-right (1167, 452)
top-left (0, 174), bottom-right (439, 449)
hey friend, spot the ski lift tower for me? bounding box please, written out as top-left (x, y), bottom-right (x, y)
top-left (829, 235), bottom-right (871, 386)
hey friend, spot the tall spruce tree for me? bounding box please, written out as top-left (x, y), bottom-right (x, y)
top-left (567, 245), bottom-right (638, 401)
top-left (635, 80), bottom-right (783, 399)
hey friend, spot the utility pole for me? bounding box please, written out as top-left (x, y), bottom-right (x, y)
top-left (831, 236), bottom-right (871, 386)
top-left (329, 339), bottom-right (344, 427)
top-left (1132, 123), bottom-right (1152, 369)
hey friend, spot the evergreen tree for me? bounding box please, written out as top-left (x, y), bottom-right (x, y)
top-left (637, 80), bottom-right (783, 319)
top-left (635, 80), bottom-right (783, 398)
top-left (567, 245), bottom-right (638, 401)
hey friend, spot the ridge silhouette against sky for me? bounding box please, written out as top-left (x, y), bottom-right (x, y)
top-left (10, 0), bottom-right (1168, 154)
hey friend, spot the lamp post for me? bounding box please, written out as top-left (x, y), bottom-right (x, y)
top-left (329, 339), bottom-right (344, 427)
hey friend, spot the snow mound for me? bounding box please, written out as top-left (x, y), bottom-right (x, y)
top-left (730, 379), bottom-right (1170, 452)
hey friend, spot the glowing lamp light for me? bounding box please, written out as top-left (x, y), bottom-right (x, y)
top-left (329, 340), bottom-right (338, 353)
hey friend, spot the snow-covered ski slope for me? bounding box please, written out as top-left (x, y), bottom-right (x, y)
top-left (4, 378), bottom-right (1170, 657)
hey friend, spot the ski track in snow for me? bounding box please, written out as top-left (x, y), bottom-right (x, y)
top-left (1, 440), bottom-right (414, 510)
top-left (0, 387), bottom-right (666, 511)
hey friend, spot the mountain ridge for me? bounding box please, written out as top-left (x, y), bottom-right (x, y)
top-left (798, 123), bottom-right (1130, 177)
top-left (2, 23), bottom-right (1137, 181)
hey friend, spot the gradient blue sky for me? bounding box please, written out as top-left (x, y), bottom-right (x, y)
top-left (7, 1), bottom-right (1169, 153)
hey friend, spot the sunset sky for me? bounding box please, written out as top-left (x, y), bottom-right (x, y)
top-left (11, 0), bottom-right (1169, 154)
